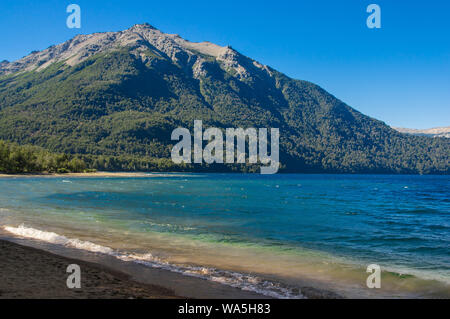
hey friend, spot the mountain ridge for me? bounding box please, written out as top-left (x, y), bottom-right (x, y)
top-left (0, 23), bottom-right (448, 174)
top-left (393, 126), bottom-right (450, 138)
top-left (0, 23), bottom-right (270, 81)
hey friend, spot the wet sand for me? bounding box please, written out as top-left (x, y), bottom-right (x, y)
top-left (0, 239), bottom-right (180, 299)
top-left (0, 234), bottom-right (273, 299)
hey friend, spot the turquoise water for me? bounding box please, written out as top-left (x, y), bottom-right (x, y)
top-left (0, 174), bottom-right (449, 298)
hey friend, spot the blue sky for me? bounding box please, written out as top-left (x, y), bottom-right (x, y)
top-left (0, 0), bottom-right (448, 129)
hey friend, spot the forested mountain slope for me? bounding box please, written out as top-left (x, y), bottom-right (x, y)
top-left (0, 24), bottom-right (448, 174)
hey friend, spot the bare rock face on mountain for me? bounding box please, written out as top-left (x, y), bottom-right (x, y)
top-left (393, 127), bottom-right (450, 138)
top-left (0, 24), bottom-right (448, 174)
top-left (0, 23), bottom-right (269, 81)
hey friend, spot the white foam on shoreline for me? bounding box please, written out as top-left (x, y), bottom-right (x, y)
top-left (3, 224), bottom-right (304, 299)
top-left (4, 225), bottom-right (114, 254)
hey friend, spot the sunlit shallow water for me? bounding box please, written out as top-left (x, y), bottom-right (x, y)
top-left (0, 174), bottom-right (449, 298)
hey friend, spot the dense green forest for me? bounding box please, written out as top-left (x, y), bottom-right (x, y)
top-left (0, 140), bottom-right (89, 173)
top-left (0, 31), bottom-right (448, 174)
top-left (0, 139), bottom-right (182, 174)
top-left (0, 140), bottom-right (266, 174)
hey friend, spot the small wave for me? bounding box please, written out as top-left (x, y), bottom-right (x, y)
top-left (3, 224), bottom-right (304, 299)
top-left (4, 225), bottom-right (113, 254)
top-left (119, 253), bottom-right (303, 298)
top-left (381, 265), bottom-right (450, 285)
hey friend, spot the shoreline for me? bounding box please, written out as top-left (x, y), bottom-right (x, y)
top-left (0, 230), bottom-right (344, 299)
top-left (2, 222), bottom-right (449, 299)
top-left (0, 233), bottom-right (276, 299)
top-left (0, 172), bottom-right (154, 178)
top-left (0, 239), bottom-right (180, 299)
top-left (0, 172), bottom-right (448, 178)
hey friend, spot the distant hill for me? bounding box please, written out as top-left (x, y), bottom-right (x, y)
top-left (0, 23), bottom-right (448, 174)
top-left (393, 127), bottom-right (450, 138)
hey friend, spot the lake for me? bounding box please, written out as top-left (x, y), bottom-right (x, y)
top-left (0, 174), bottom-right (448, 298)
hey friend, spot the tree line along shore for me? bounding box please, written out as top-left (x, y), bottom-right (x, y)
top-left (1, 139), bottom-right (448, 175)
top-left (0, 139), bottom-right (263, 174)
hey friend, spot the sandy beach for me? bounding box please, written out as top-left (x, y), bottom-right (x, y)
top-left (0, 172), bottom-right (153, 178)
top-left (0, 232), bottom-right (275, 299)
top-left (0, 239), bottom-right (180, 299)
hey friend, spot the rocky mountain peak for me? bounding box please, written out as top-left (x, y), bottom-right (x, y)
top-left (128, 23), bottom-right (157, 32)
top-left (0, 23), bottom-right (271, 81)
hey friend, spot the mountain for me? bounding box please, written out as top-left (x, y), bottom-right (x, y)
top-left (393, 127), bottom-right (450, 139)
top-left (0, 23), bottom-right (448, 174)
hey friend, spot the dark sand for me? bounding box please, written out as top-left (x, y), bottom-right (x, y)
top-left (0, 234), bottom-right (273, 299)
top-left (0, 239), bottom-right (180, 299)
